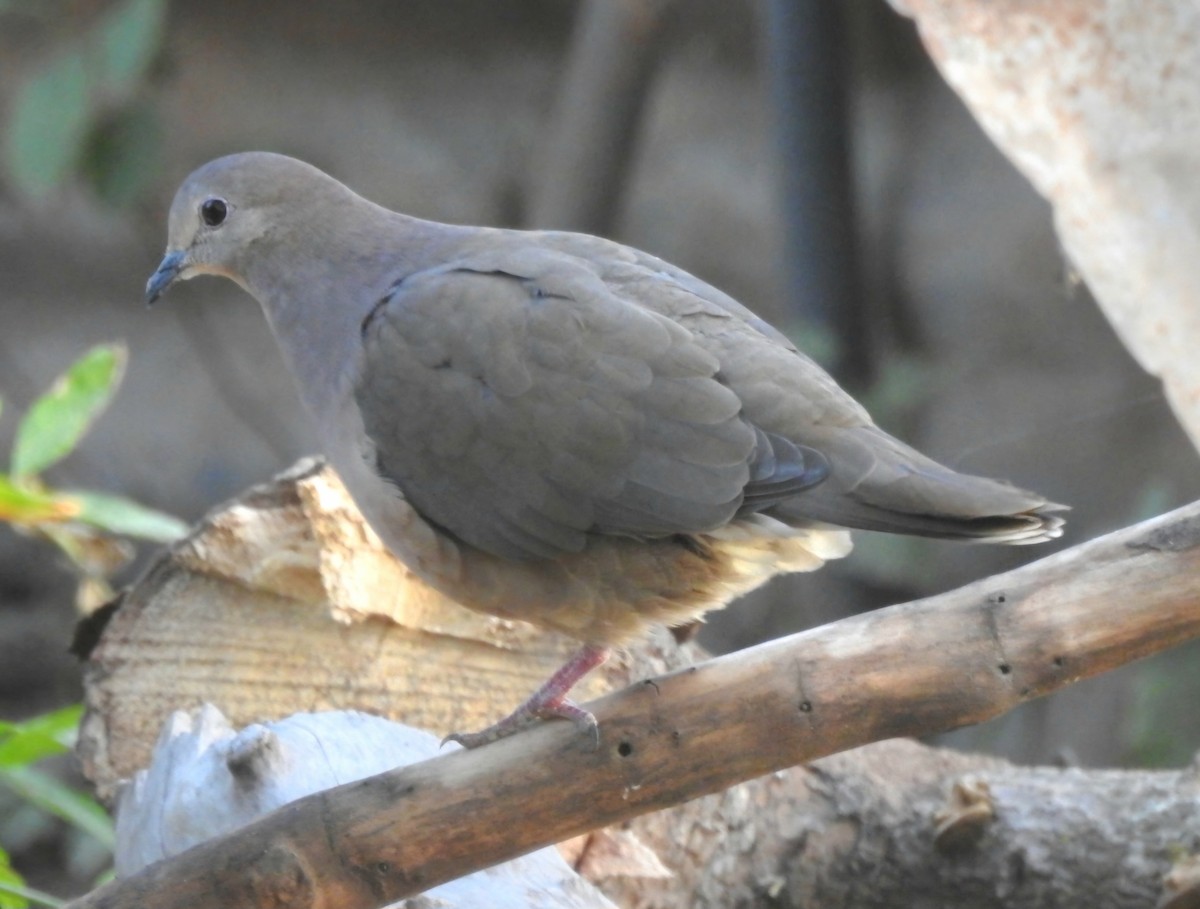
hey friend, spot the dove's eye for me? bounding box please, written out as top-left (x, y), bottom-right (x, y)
top-left (200, 197), bottom-right (228, 227)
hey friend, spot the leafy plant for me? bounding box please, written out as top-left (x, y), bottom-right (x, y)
top-left (0, 344), bottom-right (186, 902)
top-left (0, 706), bottom-right (110, 908)
top-left (0, 342), bottom-right (187, 606)
top-left (0, 849), bottom-right (59, 909)
top-left (4, 0), bottom-right (168, 202)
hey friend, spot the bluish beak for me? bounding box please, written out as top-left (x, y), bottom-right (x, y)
top-left (144, 250), bottom-right (186, 307)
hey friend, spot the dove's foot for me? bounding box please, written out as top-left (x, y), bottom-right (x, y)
top-left (442, 644), bottom-right (610, 749)
top-left (442, 697), bottom-right (598, 750)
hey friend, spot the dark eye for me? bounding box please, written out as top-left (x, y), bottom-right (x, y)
top-left (200, 197), bottom-right (228, 227)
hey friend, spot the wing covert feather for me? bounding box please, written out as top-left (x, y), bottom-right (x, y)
top-left (354, 251), bottom-right (814, 560)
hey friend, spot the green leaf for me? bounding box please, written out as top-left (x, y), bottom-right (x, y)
top-left (82, 101), bottom-right (162, 207)
top-left (0, 848), bottom-right (30, 909)
top-left (4, 0), bottom-right (166, 198)
top-left (11, 344), bottom-right (127, 480)
top-left (0, 847), bottom-right (27, 909)
top-left (68, 491), bottom-right (187, 543)
top-left (90, 867), bottom-right (114, 889)
top-left (0, 882), bottom-right (61, 909)
top-left (7, 706), bottom-right (81, 749)
top-left (0, 730), bottom-right (66, 770)
top-left (5, 51), bottom-right (90, 197)
top-left (0, 871), bottom-right (62, 909)
top-left (0, 706), bottom-right (81, 768)
top-left (0, 847), bottom-right (60, 909)
top-left (0, 476), bottom-right (78, 525)
top-left (96, 0), bottom-right (167, 95)
top-left (0, 767), bottom-right (113, 849)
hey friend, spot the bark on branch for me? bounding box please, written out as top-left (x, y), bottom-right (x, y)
top-left (67, 477), bottom-right (1200, 908)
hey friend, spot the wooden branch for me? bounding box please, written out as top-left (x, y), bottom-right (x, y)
top-left (786, 740), bottom-right (1200, 909)
top-left (68, 499), bottom-right (1200, 907)
top-left (112, 711), bottom-right (1200, 909)
top-left (608, 738), bottom-right (1200, 909)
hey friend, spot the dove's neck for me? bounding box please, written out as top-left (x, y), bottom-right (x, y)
top-left (241, 202), bottom-right (466, 423)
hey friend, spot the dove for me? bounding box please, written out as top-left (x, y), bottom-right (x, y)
top-left (146, 152), bottom-right (1065, 748)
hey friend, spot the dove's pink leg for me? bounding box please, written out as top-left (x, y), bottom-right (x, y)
top-left (443, 644), bottom-right (611, 749)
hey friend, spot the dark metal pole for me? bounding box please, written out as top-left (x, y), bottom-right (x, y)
top-left (766, 0), bottom-right (871, 386)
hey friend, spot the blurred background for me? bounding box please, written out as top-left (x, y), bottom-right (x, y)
top-left (0, 0), bottom-right (1197, 897)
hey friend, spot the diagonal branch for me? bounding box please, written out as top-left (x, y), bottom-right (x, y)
top-left (67, 501), bottom-right (1200, 908)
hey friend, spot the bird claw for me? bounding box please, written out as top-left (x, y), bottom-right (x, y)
top-left (442, 644), bottom-right (610, 749)
top-left (439, 722), bottom-right (531, 750)
top-left (441, 699), bottom-right (599, 750)
top-left (551, 700), bottom-right (601, 750)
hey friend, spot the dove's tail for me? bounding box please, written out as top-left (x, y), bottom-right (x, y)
top-left (768, 425), bottom-right (1067, 544)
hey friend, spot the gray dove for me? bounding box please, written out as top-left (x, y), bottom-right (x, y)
top-left (146, 152), bottom-right (1065, 747)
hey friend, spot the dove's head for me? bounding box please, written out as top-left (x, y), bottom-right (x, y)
top-left (145, 152), bottom-right (355, 305)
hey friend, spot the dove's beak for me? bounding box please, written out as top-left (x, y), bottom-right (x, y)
top-left (144, 250), bottom-right (187, 307)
